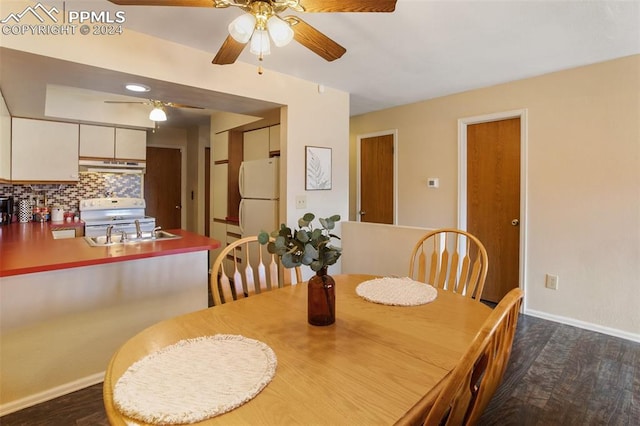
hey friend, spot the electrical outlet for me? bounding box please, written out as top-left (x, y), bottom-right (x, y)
top-left (545, 274), bottom-right (559, 290)
top-left (295, 195), bottom-right (307, 209)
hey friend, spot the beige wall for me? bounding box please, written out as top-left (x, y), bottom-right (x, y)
top-left (350, 55), bottom-right (640, 340)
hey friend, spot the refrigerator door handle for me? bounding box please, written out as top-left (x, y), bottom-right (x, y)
top-left (238, 162), bottom-right (245, 198)
top-left (239, 199), bottom-right (245, 235)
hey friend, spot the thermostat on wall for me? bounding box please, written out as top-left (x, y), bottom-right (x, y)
top-left (427, 178), bottom-right (439, 188)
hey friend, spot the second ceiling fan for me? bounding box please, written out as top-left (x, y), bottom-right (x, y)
top-left (107, 0), bottom-right (397, 68)
top-left (104, 99), bottom-right (203, 122)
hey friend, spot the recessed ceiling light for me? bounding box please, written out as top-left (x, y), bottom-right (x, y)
top-left (125, 83), bottom-right (150, 93)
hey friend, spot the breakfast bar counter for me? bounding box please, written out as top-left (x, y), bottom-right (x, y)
top-left (0, 221), bottom-right (219, 277)
top-left (0, 223), bottom-right (220, 416)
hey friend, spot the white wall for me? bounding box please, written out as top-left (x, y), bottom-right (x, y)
top-left (350, 55), bottom-right (640, 341)
top-left (341, 221), bottom-right (432, 278)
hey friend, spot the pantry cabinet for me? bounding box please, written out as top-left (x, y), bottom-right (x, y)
top-left (79, 124), bottom-right (146, 161)
top-left (11, 118), bottom-right (79, 182)
top-left (212, 163), bottom-right (228, 220)
top-left (210, 162), bottom-right (229, 263)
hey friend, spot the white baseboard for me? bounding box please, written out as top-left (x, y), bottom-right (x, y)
top-left (525, 309), bottom-right (640, 343)
top-left (0, 372), bottom-right (105, 417)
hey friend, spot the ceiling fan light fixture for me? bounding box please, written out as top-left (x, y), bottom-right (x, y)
top-left (250, 29), bottom-right (271, 56)
top-left (267, 16), bottom-right (293, 47)
top-left (228, 13), bottom-right (256, 43)
top-left (149, 106), bottom-right (167, 122)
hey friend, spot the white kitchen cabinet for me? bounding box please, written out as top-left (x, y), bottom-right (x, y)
top-left (11, 118), bottom-right (79, 182)
top-left (0, 90), bottom-right (10, 181)
top-left (79, 124), bottom-right (114, 158)
top-left (79, 125), bottom-right (146, 161)
top-left (213, 131), bottom-right (229, 162)
top-left (115, 128), bottom-right (146, 160)
top-left (212, 163), bottom-right (228, 220)
top-left (210, 221), bottom-right (227, 265)
top-left (269, 124), bottom-right (280, 154)
top-left (243, 127), bottom-right (270, 161)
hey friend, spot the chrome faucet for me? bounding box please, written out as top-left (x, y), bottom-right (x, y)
top-left (153, 226), bottom-right (162, 238)
top-left (119, 230), bottom-right (128, 243)
top-left (135, 219), bottom-right (142, 239)
top-left (105, 225), bottom-right (114, 244)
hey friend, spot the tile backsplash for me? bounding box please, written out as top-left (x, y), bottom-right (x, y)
top-left (0, 172), bottom-right (143, 215)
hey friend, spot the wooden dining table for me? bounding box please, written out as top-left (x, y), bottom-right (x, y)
top-left (103, 274), bottom-right (491, 425)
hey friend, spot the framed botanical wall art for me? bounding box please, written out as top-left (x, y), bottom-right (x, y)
top-left (305, 146), bottom-right (332, 190)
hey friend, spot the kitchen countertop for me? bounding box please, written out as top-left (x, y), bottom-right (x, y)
top-left (0, 222), bottom-right (220, 277)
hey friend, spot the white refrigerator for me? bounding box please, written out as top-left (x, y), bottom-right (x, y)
top-left (239, 157), bottom-right (279, 238)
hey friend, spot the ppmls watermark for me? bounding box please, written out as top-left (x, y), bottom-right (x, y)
top-left (1, 2), bottom-right (126, 36)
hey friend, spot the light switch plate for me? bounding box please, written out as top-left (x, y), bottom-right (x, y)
top-left (545, 274), bottom-right (559, 290)
top-left (427, 178), bottom-right (439, 188)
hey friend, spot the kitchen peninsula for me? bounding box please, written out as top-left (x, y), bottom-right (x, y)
top-left (0, 222), bottom-right (220, 416)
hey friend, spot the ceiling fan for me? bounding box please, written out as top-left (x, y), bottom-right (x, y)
top-left (104, 99), bottom-right (204, 122)
top-left (107, 0), bottom-right (397, 70)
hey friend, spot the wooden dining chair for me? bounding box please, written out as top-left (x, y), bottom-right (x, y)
top-left (394, 287), bottom-right (524, 426)
top-left (408, 228), bottom-right (488, 301)
top-left (210, 235), bottom-right (302, 305)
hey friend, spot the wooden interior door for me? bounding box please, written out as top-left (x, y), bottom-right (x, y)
top-left (359, 134), bottom-right (394, 224)
top-left (467, 118), bottom-right (520, 303)
top-left (144, 146), bottom-right (181, 230)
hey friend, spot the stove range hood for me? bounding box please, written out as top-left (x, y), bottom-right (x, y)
top-left (79, 159), bottom-right (146, 173)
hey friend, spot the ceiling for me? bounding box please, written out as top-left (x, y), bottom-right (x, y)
top-left (1, 0), bottom-right (639, 128)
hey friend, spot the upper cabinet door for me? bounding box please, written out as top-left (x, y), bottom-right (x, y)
top-left (269, 124), bottom-right (280, 154)
top-left (115, 128), bottom-right (146, 161)
top-left (11, 118), bottom-right (79, 182)
top-left (79, 124), bottom-right (115, 158)
top-left (243, 128), bottom-right (270, 161)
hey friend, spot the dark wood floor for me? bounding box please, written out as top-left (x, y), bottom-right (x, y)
top-left (2, 314), bottom-right (638, 425)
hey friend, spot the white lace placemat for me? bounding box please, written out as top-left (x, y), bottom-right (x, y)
top-left (113, 334), bottom-right (277, 425)
top-left (356, 277), bottom-right (438, 306)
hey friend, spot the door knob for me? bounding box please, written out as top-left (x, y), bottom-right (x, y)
top-left (511, 219), bottom-right (519, 226)
top-left (175, 205), bottom-right (182, 209)
top-left (359, 211), bottom-right (366, 215)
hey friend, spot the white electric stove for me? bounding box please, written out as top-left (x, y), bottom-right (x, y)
top-left (79, 197), bottom-right (156, 237)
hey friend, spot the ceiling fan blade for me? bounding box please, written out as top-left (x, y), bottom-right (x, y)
top-left (212, 35), bottom-right (247, 65)
top-left (104, 100), bottom-right (148, 104)
top-left (286, 17), bottom-right (346, 62)
top-left (107, 0), bottom-right (215, 6)
top-left (297, 0), bottom-right (396, 13)
top-left (166, 103), bottom-right (205, 109)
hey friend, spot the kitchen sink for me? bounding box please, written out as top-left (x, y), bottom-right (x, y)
top-left (84, 230), bottom-right (181, 247)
